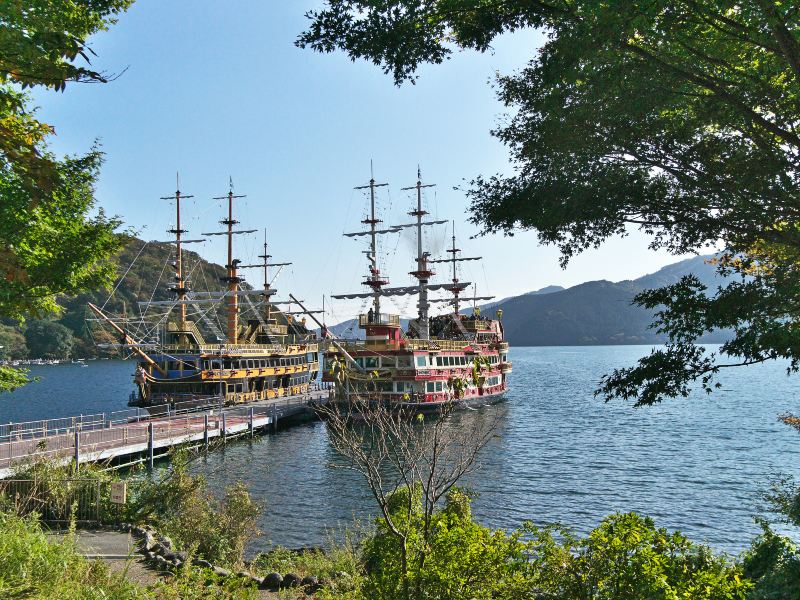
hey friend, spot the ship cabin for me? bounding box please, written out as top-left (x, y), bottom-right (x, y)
top-left (323, 311), bottom-right (511, 406)
top-left (133, 315), bottom-right (320, 407)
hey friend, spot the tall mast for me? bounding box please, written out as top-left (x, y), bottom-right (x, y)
top-left (206, 180), bottom-right (248, 344)
top-left (354, 163), bottom-right (389, 316)
top-left (261, 230), bottom-right (270, 322)
top-left (449, 222), bottom-right (460, 314)
top-left (161, 175), bottom-right (194, 324)
top-left (401, 167), bottom-right (435, 339)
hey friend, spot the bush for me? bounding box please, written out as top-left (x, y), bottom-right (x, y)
top-left (0, 509), bottom-right (146, 599)
top-left (127, 451), bottom-right (261, 567)
top-left (525, 513), bottom-right (752, 599)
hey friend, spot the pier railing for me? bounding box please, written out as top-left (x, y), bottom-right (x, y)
top-left (0, 386), bottom-right (332, 475)
top-left (0, 396), bottom-right (225, 444)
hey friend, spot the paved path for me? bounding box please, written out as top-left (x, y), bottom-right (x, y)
top-left (47, 528), bottom-right (141, 559)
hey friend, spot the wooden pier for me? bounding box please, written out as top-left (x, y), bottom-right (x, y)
top-left (0, 389), bottom-right (330, 478)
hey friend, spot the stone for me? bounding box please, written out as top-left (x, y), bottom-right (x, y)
top-left (193, 559), bottom-right (213, 569)
top-left (159, 535), bottom-right (173, 549)
top-left (173, 559), bottom-right (183, 570)
top-left (145, 551), bottom-right (155, 561)
top-left (261, 572), bottom-right (283, 590)
top-left (282, 573), bottom-right (301, 588)
top-left (143, 532), bottom-right (157, 552)
top-left (174, 550), bottom-right (188, 562)
top-left (212, 566), bottom-right (231, 578)
top-left (301, 575), bottom-right (319, 590)
top-left (236, 570), bottom-right (251, 579)
top-left (154, 555), bottom-right (169, 570)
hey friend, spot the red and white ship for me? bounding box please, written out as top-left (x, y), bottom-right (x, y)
top-left (322, 169), bottom-right (512, 412)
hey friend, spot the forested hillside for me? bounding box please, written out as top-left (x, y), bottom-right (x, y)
top-left (0, 236), bottom-right (230, 359)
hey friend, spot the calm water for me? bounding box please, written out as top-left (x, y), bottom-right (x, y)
top-left (2, 347), bottom-right (798, 555)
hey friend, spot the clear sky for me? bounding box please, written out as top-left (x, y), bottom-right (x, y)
top-left (32, 1), bottom-right (691, 324)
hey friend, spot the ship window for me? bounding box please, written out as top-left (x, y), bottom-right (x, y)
top-left (449, 357), bottom-right (455, 366)
top-left (365, 357), bottom-right (378, 368)
top-left (426, 382), bottom-right (435, 393)
top-left (416, 356), bottom-right (427, 367)
top-left (355, 358), bottom-right (364, 368)
top-left (381, 357), bottom-right (396, 368)
top-left (435, 381), bottom-right (444, 392)
top-left (397, 356), bottom-right (411, 368)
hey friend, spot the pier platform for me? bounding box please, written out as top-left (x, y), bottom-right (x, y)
top-left (0, 389), bottom-right (330, 478)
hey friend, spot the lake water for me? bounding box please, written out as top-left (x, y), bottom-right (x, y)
top-left (2, 346), bottom-right (798, 556)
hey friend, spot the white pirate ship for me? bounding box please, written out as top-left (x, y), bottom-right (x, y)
top-left (89, 181), bottom-right (320, 409)
top-left (321, 169), bottom-right (512, 411)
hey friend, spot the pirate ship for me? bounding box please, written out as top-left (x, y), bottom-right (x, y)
top-left (89, 182), bottom-right (320, 409)
top-left (321, 169), bottom-right (511, 411)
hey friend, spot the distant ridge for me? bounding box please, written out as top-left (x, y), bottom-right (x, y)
top-left (326, 255), bottom-right (729, 346)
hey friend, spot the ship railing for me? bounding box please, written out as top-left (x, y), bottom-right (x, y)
top-left (359, 313), bottom-right (400, 327)
top-left (159, 343), bottom-right (319, 355)
top-left (329, 338), bottom-right (473, 353)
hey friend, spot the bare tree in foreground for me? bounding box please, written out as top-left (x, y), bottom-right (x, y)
top-left (317, 372), bottom-right (500, 599)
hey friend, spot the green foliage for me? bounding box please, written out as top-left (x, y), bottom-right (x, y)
top-left (127, 452), bottom-right (261, 568)
top-left (741, 521), bottom-right (800, 600)
top-left (738, 475), bottom-right (800, 599)
top-left (0, 1), bottom-right (133, 194)
top-left (0, 509), bottom-right (146, 599)
top-left (525, 513), bottom-right (751, 599)
top-left (363, 487), bottom-right (533, 600)
top-left (0, 151), bottom-right (123, 321)
top-left (0, 365), bottom-right (30, 392)
top-left (24, 319), bottom-right (74, 359)
top-left (0, 323), bottom-right (27, 358)
top-left (299, 0), bottom-right (800, 403)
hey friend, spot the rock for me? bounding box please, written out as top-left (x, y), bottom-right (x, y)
top-left (261, 572), bottom-right (283, 590)
top-left (173, 559), bottom-right (183, 570)
top-left (143, 532), bottom-right (157, 552)
top-left (301, 575), bottom-right (319, 590)
top-left (174, 550), bottom-right (188, 563)
top-left (236, 570), bottom-right (251, 579)
top-left (154, 555), bottom-right (169, 570)
top-left (158, 535), bottom-right (174, 550)
top-left (193, 559), bottom-right (213, 569)
top-left (334, 571), bottom-right (351, 579)
top-left (212, 566), bottom-right (231, 577)
top-left (162, 551), bottom-right (177, 563)
top-left (145, 551), bottom-right (155, 561)
top-left (282, 573), bottom-right (301, 588)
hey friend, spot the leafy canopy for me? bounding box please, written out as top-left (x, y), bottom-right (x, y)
top-left (299, 1), bottom-right (800, 404)
top-left (0, 1), bottom-right (132, 391)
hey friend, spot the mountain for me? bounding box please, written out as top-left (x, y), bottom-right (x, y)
top-left (324, 254), bottom-right (729, 347)
top-left (490, 255), bottom-right (729, 346)
top-left (1, 235), bottom-right (233, 359)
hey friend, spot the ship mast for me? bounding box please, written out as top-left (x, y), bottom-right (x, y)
top-left (203, 180), bottom-right (254, 344)
top-left (449, 222), bottom-right (461, 314)
top-left (161, 176), bottom-right (194, 324)
top-left (401, 167), bottom-right (435, 339)
top-left (354, 163), bottom-right (389, 317)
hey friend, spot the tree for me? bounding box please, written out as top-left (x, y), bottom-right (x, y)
top-left (0, 324), bottom-right (27, 360)
top-left (24, 320), bottom-right (74, 359)
top-left (0, 1), bottom-right (132, 390)
top-left (318, 364), bottom-right (498, 600)
top-left (298, 1), bottom-right (800, 406)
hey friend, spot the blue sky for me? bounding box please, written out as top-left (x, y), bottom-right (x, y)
top-left (33, 1), bottom-right (691, 323)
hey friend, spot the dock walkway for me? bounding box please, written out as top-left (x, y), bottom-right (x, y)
top-left (0, 390), bottom-right (330, 478)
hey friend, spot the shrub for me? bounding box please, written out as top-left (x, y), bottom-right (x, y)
top-left (525, 512), bottom-right (752, 599)
top-left (127, 451), bottom-right (261, 567)
top-left (0, 509), bottom-right (145, 599)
